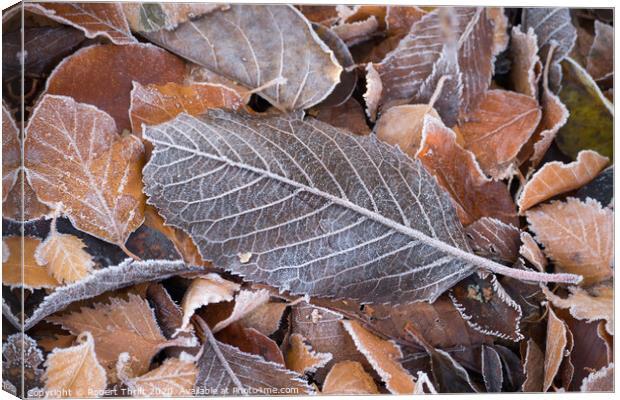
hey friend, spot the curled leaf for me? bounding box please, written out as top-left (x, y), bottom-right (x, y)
top-left (285, 333), bottom-right (332, 375)
top-left (180, 274), bottom-right (240, 331)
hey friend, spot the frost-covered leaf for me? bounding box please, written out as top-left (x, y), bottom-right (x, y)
top-left (213, 289), bottom-right (271, 333)
top-left (2, 169), bottom-right (51, 222)
top-left (322, 361), bottom-right (379, 394)
top-left (311, 98), bottom-right (370, 136)
top-left (43, 332), bottom-right (107, 398)
top-left (526, 197), bottom-right (613, 285)
top-left (522, 8), bottom-right (577, 92)
top-left (375, 103), bottom-right (440, 156)
top-left (216, 324), bottom-right (285, 365)
top-left (25, 95), bottom-right (145, 249)
top-left (285, 333), bottom-right (332, 375)
top-left (385, 5), bottom-right (426, 37)
top-left (465, 217), bottom-right (520, 263)
top-left (129, 81), bottom-right (244, 137)
top-left (2, 103), bottom-right (19, 202)
top-left (518, 150), bottom-right (609, 212)
top-left (48, 294), bottom-right (188, 381)
top-left (342, 320), bottom-right (415, 394)
top-left (45, 43), bottom-right (187, 132)
top-left (586, 21), bottom-right (613, 82)
top-left (238, 301), bottom-right (287, 337)
top-left (2, 236), bottom-right (59, 290)
top-left (194, 317), bottom-right (312, 394)
top-left (543, 306), bottom-right (568, 391)
top-left (575, 166), bottom-right (613, 207)
top-left (580, 363), bottom-right (613, 392)
top-left (418, 114), bottom-right (518, 226)
top-left (143, 110), bottom-right (553, 305)
top-left (522, 339), bottom-right (544, 392)
top-left (481, 345), bottom-right (503, 392)
top-left (120, 355), bottom-right (197, 397)
top-left (26, 2), bottom-right (136, 45)
top-left (457, 89), bottom-right (541, 179)
top-left (180, 274), bottom-right (240, 331)
top-left (519, 232), bottom-right (547, 271)
top-left (35, 228), bottom-right (95, 284)
top-left (143, 5), bottom-right (342, 111)
top-left (20, 259), bottom-right (202, 331)
top-left (2, 333), bottom-right (44, 396)
top-left (123, 2), bottom-right (226, 32)
top-left (509, 27), bottom-right (541, 98)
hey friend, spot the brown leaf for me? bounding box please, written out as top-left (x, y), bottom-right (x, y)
top-left (457, 89), bottom-right (541, 179)
top-left (2, 103), bottom-right (20, 203)
top-left (216, 324), bottom-right (285, 365)
top-left (385, 5), bottom-right (426, 37)
top-left (332, 17), bottom-right (379, 46)
top-left (522, 338), bottom-right (544, 392)
top-left (481, 345), bottom-right (503, 392)
top-left (45, 43), bottom-right (187, 132)
top-left (48, 294), bottom-right (185, 382)
top-left (35, 229), bottom-right (95, 284)
top-left (297, 5), bottom-right (339, 25)
top-left (123, 3), bottom-right (226, 32)
top-left (418, 114), bottom-right (518, 226)
top-left (120, 356), bottom-right (197, 397)
top-left (129, 81), bottom-right (244, 137)
top-left (26, 2), bottom-right (136, 45)
top-left (211, 289), bottom-right (271, 333)
top-left (586, 21), bottom-right (613, 82)
top-left (3, 169), bottom-right (51, 222)
top-left (465, 217), bottom-right (520, 263)
top-left (375, 104), bottom-right (440, 156)
top-left (2, 333), bottom-right (45, 395)
top-left (322, 361), bottom-right (379, 394)
top-left (43, 332), bottom-right (107, 398)
top-left (518, 150), bottom-right (609, 212)
top-left (310, 97), bottom-right (370, 136)
top-left (519, 232), bottom-right (548, 272)
top-left (544, 306), bottom-right (568, 391)
top-left (238, 301), bottom-right (287, 337)
top-left (509, 26), bottom-right (541, 98)
top-left (580, 363), bottom-right (613, 392)
top-left (2, 236), bottom-right (59, 289)
top-left (526, 197), bottom-right (613, 285)
top-left (285, 333), bottom-right (332, 375)
top-left (180, 274), bottom-right (240, 331)
top-left (342, 320), bottom-right (415, 394)
top-left (543, 283), bottom-right (613, 336)
top-left (25, 95), bottom-right (145, 250)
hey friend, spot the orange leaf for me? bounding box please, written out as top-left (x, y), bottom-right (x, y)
top-left (543, 306), bottom-right (568, 391)
top-left (35, 230), bottom-right (95, 284)
top-left (25, 95), bottom-right (145, 249)
top-left (2, 236), bottom-right (59, 290)
top-left (45, 43), bottom-right (186, 132)
top-left (519, 232), bottom-right (547, 272)
top-left (376, 104), bottom-right (440, 156)
top-left (285, 333), bottom-right (332, 374)
top-left (322, 361), bottom-right (379, 394)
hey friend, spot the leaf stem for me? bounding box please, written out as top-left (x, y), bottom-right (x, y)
top-left (120, 243), bottom-right (141, 261)
top-left (480, 263), bottom-right (582, 285)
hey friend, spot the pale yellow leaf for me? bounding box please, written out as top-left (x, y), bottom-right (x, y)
top-left (35, 232), bottom-right (95, 284)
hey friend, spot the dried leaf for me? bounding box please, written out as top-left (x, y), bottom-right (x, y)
top-left (48, 294), bottom-right (184, 381)
top-left (518, 150), bottom-right (609, 212)
top-left (45, 43), bottom-right (187, 132)
top-left (120, 355), bottom-right (197, 397)
top-left (375, 104), bottom-right (440, 156)
top-left (123, 2), bottom-right (226, 32)
top-left (385, 5), bottom-right (426, 37)
top-left (143, 5), bottom-right (342, 111)
top-left (311, 98), bottom-right (370, 136)
top-left (216, 324), bottom-right (284, 365)
top-left (43, 332), bottom-right (107, 398)
top-left (285, 333), bottom-right (332, 374)
top-left (342, 320), bottom-right (415, 394)
top-left (580, 363), bottom-right (613, 392)
top-left (2, 333), bottom-right (44, 395)
top-left (332, 16), bottom-right (379, 46)
top-left (35, 230), bottom-right (95, 284)
top-left (2, 236), bottom-right (59, 289)
top-left (519, 232), bottom-right (547, 272)
top-left (25, 95), bottom-right (145, 249)
top-left (465, 217), bottom-right (520, 263)
top-left (180, 274), bottom-right (240, 331)
top-left (322, 361), bottom-right (379, 394)
top-left (129, 81), bottom-right (244, 136)
top-left (143, 110), bottom-right (537, 305)
top-left (543, 283), bottom-right (613, 336)
top-left (457, 89), bottom-right (542, 179)
top-left (481, 345), bottom-right (503, 392)
top-left (586, 21), bottom-right (613, 82)
top-left (526, 197), bottom-right (613, 285)
top-left (555, 57), bottom-right (613, 160)
top-left (26, 2), bottom-right (136, 45)
top-left (297, 5), bottom-right (339, 25)
top-left (212, 289), bottom-right (271, 333)
top-left (2, 103), bottom-right (20, 202)
top-left (3, 169), bottom-right (51, 222)
top-left (576, 166), bottom-right (613, 207)
top-left (544, 306), bottom-right (568, 391)
top-left (194, 317), bottom-right (312, 395)
top-left (522, 339), bottom-right (544, 392)
top-left (418, 114), bottom-right (518, 226)
top-left (509, 26), bottom-right (541, 98)
top-left (522, 8), bottom-right (577, 91)
top-left (238, 302), bottom-right (287, 336)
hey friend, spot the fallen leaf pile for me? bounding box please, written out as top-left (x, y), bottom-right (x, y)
top-left (1, 3), bottom-right (614, 397)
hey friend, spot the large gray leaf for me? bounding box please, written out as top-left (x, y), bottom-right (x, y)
top-left (142, 110), bottom-right (545, 305)
top-left (142, 4), bottom-right (342, 111)
top-left (522, 8), bottom-right (576, 92)
top-left (194, 317), bottom-right (312, 395)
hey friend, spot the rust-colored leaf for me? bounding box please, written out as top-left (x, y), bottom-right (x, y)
top-left (24, 95), bottom-right (145, 250)
top-left (457, 89), bottom-right (541, 179)
top-left (465, 217), bottom-right (520, 263)
top-left (544, 306), bottom-right (568, 391)
top-left (322, 361), bottom-right (380, 394)
top-left (238, 301), bottom-right (287, 337)
top-left (342, 320), bottom-right (415, 394)
top-left (522, 339), bottom-right (544, 392)
top-left (35, 228), bottom-right (95, 284)
top-left (129, 81), bottom-right (244, 136)
top-left (285, 333), bottom-right (332, 375)
top-left (418, 114), bottom-right (518, 226)
top-left (376, 104), bottom-right (440, 156)
top-left (27, 2), bottom-right (136, 45)
top-left (310, 98), bottom-right (370, 136)
top-left (3, 169), bottom-right (51, 222)
top-left (519, 232), bottom-right (548, 272)
top-left (509, 26), bottom-right (541, 98)
top-left (45, 43), bottom-right (187, 132)
top-left (212, 289), bottom-right (271, 333)
top-left (526, 197), bottom-right (613, 285)
top-left (43, 332), bottom-right (107, 398)
top-left (2, 236), bottom-right (59, 290)
top-left (518, 150), bottom-right (609, 212)
top-left (385, 5), bottom-right (426, 37)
